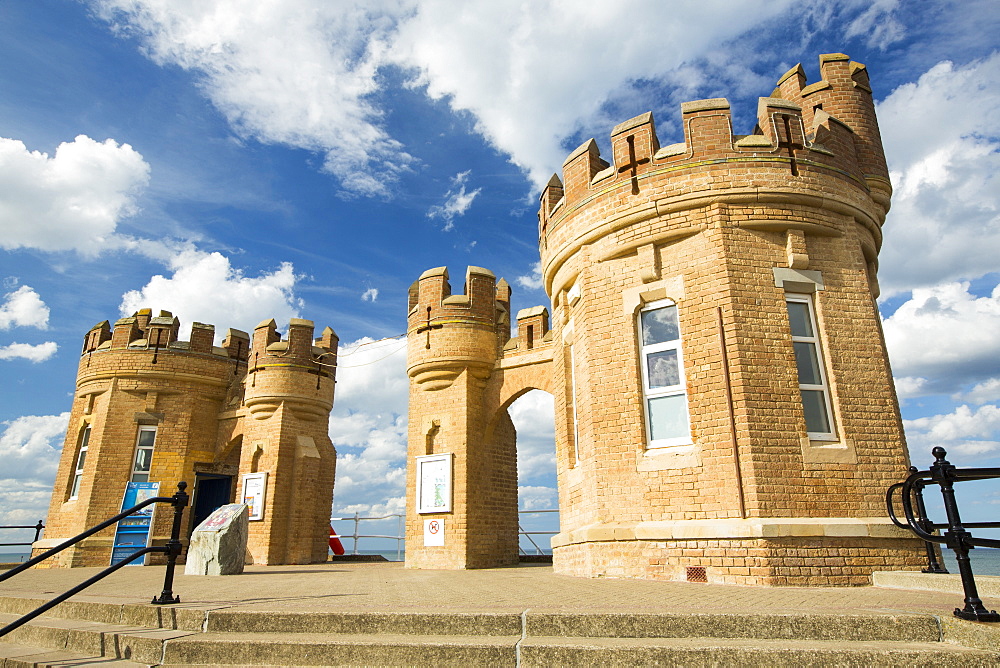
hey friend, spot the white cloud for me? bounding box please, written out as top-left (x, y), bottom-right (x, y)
top-left (427, 170), bottom-right (481, 230)
top-left (843, 0), bottom-right (905, 49)
top-left (328, 336), bottom-right (409, 513)
top-left (92, 0), bottom-right (413, 198)
top-left (904, 404), bottom-right (1000, 463)
top-left (518, 485), bottom-right (557, 511)
top-left (883, 281), bottom-right (1000, 395)
top-left (877, 54), bottom-right (1000, 296)
top-left (91, 1), bottom-right (823, 196)
top-left (0, 135), bottom-right (150, 255)
top-left (515, 262), bottom-right (543, 290)
top-left (955, 378), bottom-right (1000, 405)
top-left (120, 248), bottom-right (302, 336)
top-left (389, 1), bottom-right (797, 188)
top-left (0, 286), bottom-right (49, 330)
top-left (0, 342), bottom-right (58, 363)
top-left (0, 413), bottom-right (69, 481)
top-left (0, 413), bottom-right (70, 543)
top-left (508, 389), bottom-right (555, 483)
top-left (361, 287), bottom-right (379, 302)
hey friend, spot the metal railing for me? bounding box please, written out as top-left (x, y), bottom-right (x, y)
top-left (518, 508), bottom-right (558, 555)
top-left (887, 447), bottom-right (1000, 622)
top-left (0, 482), bottom-right (189, 638)
top-left (331, 512), bottom-right (406, 560)
top-left (0, 521), bottom-right (45, 558)
top-left (330, 509), bottom-right (560, 559)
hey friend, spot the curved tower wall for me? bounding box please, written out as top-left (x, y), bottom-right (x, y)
top-left (537, 53), bottom-right (922, 584)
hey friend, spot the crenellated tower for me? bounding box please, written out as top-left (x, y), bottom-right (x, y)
top-left (240, 318), bottom-right (338, 564)
top-left (36, 309), bottom-right (338, 568)
top-left (407, 53), bottom-right (923, 585)
top-left (404, 266), bottom-right (523, 568)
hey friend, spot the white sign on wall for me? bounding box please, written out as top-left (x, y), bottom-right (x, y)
top-left (415, 453), bottom-right (453, 514)
top-left (424, 518), bottom-right (445, 546)
top-left (241, 472), bottom-right (268, 521)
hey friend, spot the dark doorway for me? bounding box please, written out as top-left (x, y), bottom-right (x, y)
top-left (190, 473), bottom-right (233, 533)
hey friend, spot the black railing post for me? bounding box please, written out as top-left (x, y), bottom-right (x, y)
top-left (32, 520), bottom-right (44, 543)
top-left (152, 481), bottom-right (188, 605)
top-left (930, 448), bottom-right (1000, 622)
top-left (909, 466), bottom-right (948, 574)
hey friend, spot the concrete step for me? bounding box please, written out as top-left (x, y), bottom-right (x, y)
top-left (520, 636), bottom-right (999, 667)
top-left (204, 610), bottom-right (522, 635)
top-left (2, 599), bottom-right (999, 666)
top-left (0, 640), bottom-right (149, 667)
top-left (159, 631), bottom-right (520, 666)
top-left (0, 612), bottom-right (193, 665)
top-left (525, 611), bottom-right (942, 642)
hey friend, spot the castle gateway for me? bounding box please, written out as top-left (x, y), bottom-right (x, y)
top-left (404, 53), bottom-right (925, 585)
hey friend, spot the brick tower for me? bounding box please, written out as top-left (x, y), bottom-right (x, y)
top-left (406, 53), bottom-right (924, 584)
top-left (35, 310), bottom-right (338, 567)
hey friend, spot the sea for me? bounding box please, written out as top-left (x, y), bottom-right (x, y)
top-left (5, 548), bottom-right (1000, 575)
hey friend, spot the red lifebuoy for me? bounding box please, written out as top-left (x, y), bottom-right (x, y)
top-left (328, 525), bottom-right (345, 555)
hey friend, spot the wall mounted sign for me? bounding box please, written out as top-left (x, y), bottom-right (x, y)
top-left (241, 472), bottom-right (268, 521)
top-left (423, 518), bottom-right (445, 546)
top-left (110, 481), bottom-right (159, 566)
top-left (415, 453), bottom-right (452, 514)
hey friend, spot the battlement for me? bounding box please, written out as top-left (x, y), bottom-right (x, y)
top-left (250, 317), bottom-right (338, 367)
top-left (82, 309), bottom-right (250, 362)
top-left (407, 266), bottom-right (509, 333)
top-left (539, 52), bottom-right (889, 243)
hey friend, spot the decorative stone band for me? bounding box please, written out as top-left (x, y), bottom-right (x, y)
top-left (542, 187), bottom-right (885, 297)
top-left (77, 368), bottom-right (231, 389)
top-left (550, 517), bottom-right (917, 548)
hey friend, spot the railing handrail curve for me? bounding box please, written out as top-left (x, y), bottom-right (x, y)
top-left (887, 448), bottom-right (1000, 622)
top-left (0, 481), bottom-right (189, 639)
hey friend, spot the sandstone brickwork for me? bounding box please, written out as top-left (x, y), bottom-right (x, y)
top-left (34, 309), bottom-right (338, 567)
top-left (405, 53), bottom-right (924, 584)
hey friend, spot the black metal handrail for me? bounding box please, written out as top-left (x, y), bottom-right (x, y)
top-left (886, 447), bottom-right (1000, 622)
top-left (0, 520), bottom-right (44, 551)
top-left (0, 481), bottom-right (188, 638)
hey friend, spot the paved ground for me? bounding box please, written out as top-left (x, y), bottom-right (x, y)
top-left (1, 561), bottom-right (996, 618)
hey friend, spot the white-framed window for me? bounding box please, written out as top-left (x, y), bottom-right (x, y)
top-left (639, 299), bottom-right (691, 447)
top-left (786, 294), bottom-right (836, 440)
top-left (131, 426), bottom-right (157, 482)
top-left (69, 425), bottom-right (90, 500)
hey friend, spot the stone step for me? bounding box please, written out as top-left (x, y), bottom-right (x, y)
top-left (519, 636), bottom-right (999, 667)
top-left (3, 608), bottom-right (998, 667)
top-left (159, 631), bottom-right (520, 666)
top-left (0, 612), bottom-right (193, 665)
top-left (524, 611), bottom-right (942, 642)
top-left (204, 610), bottom-right (522, 635)
top-left (0, 640), bottom-right (149, 667)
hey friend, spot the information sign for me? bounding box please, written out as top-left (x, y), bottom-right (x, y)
top-left (241, 472), bottom-right (267, 521)
top-left (110, 481), bottom-right (159, 566)
top-left (415, 453), bottom-right (452, 514)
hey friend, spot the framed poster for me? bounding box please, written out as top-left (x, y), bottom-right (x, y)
top-left (415, 453), bottom-right (452, 514)
top-left (241, 472), bottom-right (268, 521)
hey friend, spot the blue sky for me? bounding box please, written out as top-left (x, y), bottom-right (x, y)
top-left (1, 1), bottom-right (999, 549)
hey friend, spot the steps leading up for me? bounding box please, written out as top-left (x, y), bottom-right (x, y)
top-left (2, 599), bottom-right (999, 666)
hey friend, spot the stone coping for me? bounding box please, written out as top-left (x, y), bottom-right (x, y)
top-left (552, 517), bottom-right (913, 547)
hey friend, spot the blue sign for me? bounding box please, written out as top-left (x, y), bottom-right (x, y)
top-left (110, 481), bottom-right (160, 566)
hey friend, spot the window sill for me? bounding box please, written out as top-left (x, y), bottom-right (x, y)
top-left (637, 442), bottom-right (700, 471)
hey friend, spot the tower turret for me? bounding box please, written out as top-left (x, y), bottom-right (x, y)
top-left (240, 318), bottom-right (338, 565)
top-left (405, 266), bottom-right (519, 568)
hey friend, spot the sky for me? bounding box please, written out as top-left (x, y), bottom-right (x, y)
top-left (1, 0), bottom-right (999, 552)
